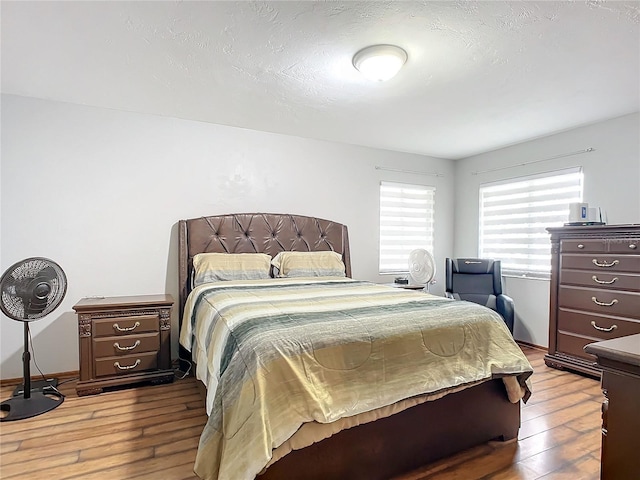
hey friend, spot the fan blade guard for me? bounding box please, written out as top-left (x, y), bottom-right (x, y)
top-left (408, 249), bottom-right (436, 285)
top-left (0, 258), bottom-right (67, 321)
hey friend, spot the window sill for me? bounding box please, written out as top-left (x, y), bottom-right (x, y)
top-left (502, 274), bottom-right (550, 282)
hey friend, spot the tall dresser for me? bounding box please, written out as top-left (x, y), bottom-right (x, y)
top-left (545, 224), bottom-right (640, 377)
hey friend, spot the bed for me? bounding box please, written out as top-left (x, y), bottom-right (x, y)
top-left (178, 213), bottom-right (533, 480)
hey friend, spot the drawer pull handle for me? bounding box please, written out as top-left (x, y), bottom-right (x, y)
top-left (591, 321), bottom-right (618, 332)
top-left (577, 244), bottom-right (585, 249)
top-left (113, 321), bottom-right (140, 332)
top-left (591, 297), bottom-right (618, 307)
top-left (592, 275), bottom-right (618, 285)
top-left (114, 359), bottom-right (141, 370)
top-left (630, 244), bottom-right (637, 249)
top-left (114, 340), bottom-right (141, 351)
top-left (592, 259), bottom-right (619, 268)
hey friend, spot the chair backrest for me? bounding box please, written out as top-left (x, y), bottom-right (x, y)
top-left (445, 258), bottom-right (503, 296)
top-left (445, 258), bottom-right (514, 334)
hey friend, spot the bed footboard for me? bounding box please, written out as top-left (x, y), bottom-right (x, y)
top-left (258, 379), bottom-right (520, 480)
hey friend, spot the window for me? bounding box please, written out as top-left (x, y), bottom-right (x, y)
top-left (479, 168), bottom-right (583, 278)
top-left (379, 181), bottom-right (435, 274)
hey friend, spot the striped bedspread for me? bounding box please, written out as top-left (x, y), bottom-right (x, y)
top-left (179, 277), bottom-right (533, 480)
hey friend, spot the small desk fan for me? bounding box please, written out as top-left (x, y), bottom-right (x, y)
top-left (408, 249), bottom-right (436, 287)
top-left (1, 257), bottom-right (67, 421)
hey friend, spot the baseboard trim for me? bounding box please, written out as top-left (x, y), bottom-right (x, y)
top-left (516, 340), bottom-right (548, 352)
top-left (0, 370), bottom-right (79, 387)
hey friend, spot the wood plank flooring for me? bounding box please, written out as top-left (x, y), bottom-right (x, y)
top-left (394, 346), bottom-right (603, 480)
top-left (0, 346), bottom-right (603, 479)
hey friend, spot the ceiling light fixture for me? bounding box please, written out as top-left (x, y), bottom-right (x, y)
top-left (353, 44), bottom-right (408, 82)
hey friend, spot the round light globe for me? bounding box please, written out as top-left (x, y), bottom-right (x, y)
top-left (353, 45), bottom-right (408, 82)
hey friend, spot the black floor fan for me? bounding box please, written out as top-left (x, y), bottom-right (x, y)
top-left (1, 257), bottom-right (67, 421)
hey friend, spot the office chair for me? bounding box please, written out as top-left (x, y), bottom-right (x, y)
top-left (445, 258), bottom-right (514, 334)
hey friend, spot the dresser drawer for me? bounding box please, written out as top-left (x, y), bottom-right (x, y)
top-left (94, 351), bottom-right (158, 377)
top-left (608, 238), bottom-right (640, 254)
top-left (556, 332), bottom-right (597, 361)
top-left (559, 286), bottom-right (640, 319)
top-left (561, 254), bottom-right (640, 273)
top-left (560, 270), bottom-right (640, 292)
top-left (558, 309), bottom-right (640, 340)
top-left (92, 332), bottom-right (160, 358)
top-left (93, 314), bottom-right (159, 337)
top-left (561, 239), bottom-right (606, 253)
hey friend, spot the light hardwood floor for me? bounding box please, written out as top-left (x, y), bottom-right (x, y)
top-left (0, 346), bottom-right (602, 479)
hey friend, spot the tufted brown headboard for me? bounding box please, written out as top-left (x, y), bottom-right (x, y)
top-left (178, 213), bottom-right (351, 317)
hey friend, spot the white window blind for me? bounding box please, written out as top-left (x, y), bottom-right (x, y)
top-left (479, 168), bottom-right (583, 278)
top-left (379, 181), bottom-right (435, 274)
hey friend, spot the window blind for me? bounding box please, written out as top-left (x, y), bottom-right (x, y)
top-left (379, 181), bottom-right (435, 274)
top-left (479, 168), bottom-right (583, 278)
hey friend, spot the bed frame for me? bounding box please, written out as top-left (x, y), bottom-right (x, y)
top-left (178, 213), bottom-right (520, 480)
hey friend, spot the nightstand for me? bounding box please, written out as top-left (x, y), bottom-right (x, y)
top-left (384, 283), bottom-right (427, 291)
top-left (73, 294), bottom-right (174, 396)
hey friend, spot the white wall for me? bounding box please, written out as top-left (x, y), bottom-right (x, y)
top-left (453, 113), bottom-right (640, 347)
top-left (2, 95), bottom-right (637, 379)
top-left (0, 94), bottom-right (456, 379)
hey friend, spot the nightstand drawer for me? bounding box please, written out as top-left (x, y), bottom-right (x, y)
top-left (93, 332), bottom-right (160, 358)
top-left (95, 351), bottom-right (158, 377)
top-left (93, 314), bottom-right (159, 337)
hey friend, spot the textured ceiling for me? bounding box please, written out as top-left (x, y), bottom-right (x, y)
top-left (2, 1), bottom-right (639, 159)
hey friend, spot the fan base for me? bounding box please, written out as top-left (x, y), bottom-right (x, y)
top-left (0, 391), bottom-right (64, 422)
top-left (12, 378), bottom-right (59, 397)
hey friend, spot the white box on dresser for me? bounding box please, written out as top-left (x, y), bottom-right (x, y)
top-left (545, 224), bottom-right (640, 377)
